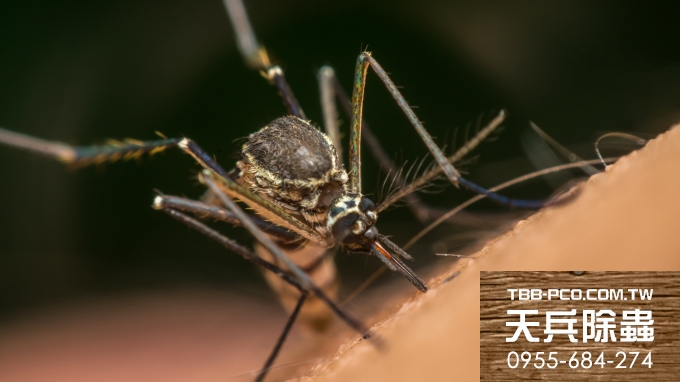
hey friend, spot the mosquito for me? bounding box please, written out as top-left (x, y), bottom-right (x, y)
top-left (0, 0), bottom-right (560, 380)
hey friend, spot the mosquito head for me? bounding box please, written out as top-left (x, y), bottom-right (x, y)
top-left (326, 193), bottom-right (378, 247)
top-left (327, 193), bottom-right (428, 292)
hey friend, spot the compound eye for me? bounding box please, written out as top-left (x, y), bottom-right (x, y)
top-left (352, 220), bottom-right (365, 235)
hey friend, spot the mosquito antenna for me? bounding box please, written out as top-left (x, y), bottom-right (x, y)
top-left (379, 168), bottom-right (394, 203)
top-left (449, 111), bottom-right (506, 165)
top-left (411, 154), bottom-right (430, 184)
top-left (402, 157), bottom-right (419, 186)
top-left (386, 160), bottom-right (407, 200)
top-left (377, 110), bottom-right (506, 212)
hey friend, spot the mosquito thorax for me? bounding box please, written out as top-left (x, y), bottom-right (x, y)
top-left (326, 193), bottom-right (379, 249)
top-left (237, 116), bottom-right (348, 220)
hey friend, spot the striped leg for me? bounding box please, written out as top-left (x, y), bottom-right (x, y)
top-left (318, 67), bottom-right (508, 221)
top-left (153, 194), bottom-right (302, 244)
top-left (349, 52), bottom-right (556, 210)
top-left (198, 170), bottom-right (370, 336)
top-left (254, 292), bottom-right (307, 382)
top-left (158, 204), bottom-right (370, 382)
top-left (222, 0), bottom-right (305, 119)
top-left (0, 128), bottom-right (234, 181)
top-left (0, 127), bottom-right (179, 166)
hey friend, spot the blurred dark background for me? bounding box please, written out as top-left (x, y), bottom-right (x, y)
top-left (1, 0), bottom-right (680, 320)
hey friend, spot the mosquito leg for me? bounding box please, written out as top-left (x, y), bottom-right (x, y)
top-left (342, 157), bottom-right (606, 307)
top-left (255, 292), bottom-right (307, 382)
top-left (221, 0), bottom-right (260, 68)
top-left (349, 52), bottom-right (460, 192)
top-left (0, 127), bottom-right (180, 165)
top-left (0, 127), bottom-right (80, 160)
top-left (351, 52), bottom-right (557, 209)
top-left (174, 138), bottom-right (234, 178)
top-left (153, 194), bottom-right (301, 243)
top-left (326, 63), bottom-right (452, 221)
top-left (334, 76), bottom-right (505, 221)
top-left (198, 168), bottom-right (326, 245)
top-left (332, 76), bottom-right (391, 175)
top-left (331, 76), bottom-right (379, 169)
top-left (318, 66), bottom-right (342, 164)
top-left (329, 69), bottom-right (506, 221)
top-left (161, 205), bottom-right (370, 343)
top-left (0, 126), bottom-right (233, 177)
top-left (162, 208), bottom-right (316, 373)
top-left (161, 208), bottom-right (306, 292)
top-left (326, 76), bottom-right (440, 222)
top-left (222, 0), bottom-right (305, 118)
top-left (403, 158), bottom-right (616, 250)
top-left (529, 121), bottom-right (600, 176)
top-left (594, 132), bottom-right (646, 169)
top-left (268, 66), bottom-right (306, 119)
top-left (198, 170), bottom-right (370, 337)
top-left (201, 170), bottom-right (320, 290)
top-left (0, 128), bottom-right (240, 186)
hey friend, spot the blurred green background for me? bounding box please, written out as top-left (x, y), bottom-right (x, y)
top-left (1, 0), bottom-right (679, 319)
